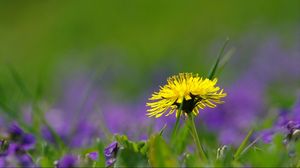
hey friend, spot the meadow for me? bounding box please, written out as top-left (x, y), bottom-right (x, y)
top-left (0, 1), bottom-right (300, 167)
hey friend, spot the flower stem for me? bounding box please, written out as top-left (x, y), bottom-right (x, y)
top-left (171, 103), bottom-right (183, 137)
top-left (187, 114), bottom-right (207, 161)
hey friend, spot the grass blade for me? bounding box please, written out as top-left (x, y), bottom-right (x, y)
top-left (239, 135), bottom-right (261, 157)
top-left (215, 48), bottom-right (235, 77)
top-left (234, 129), bottom-right (254, 160)
top-left (208, 38), bottom-right (230, 80)
top-left (159, 124), bottom-right (167, 136)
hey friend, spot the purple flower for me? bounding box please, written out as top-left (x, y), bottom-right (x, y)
top-left (41, 126), bottom-right (56, 144)
top-left (258, 93), bottom-right (300, 144)
top-left (104, 141), bottom-right (118, 167)
top-left (200, 36), bottom-right (300, 145)
top-left (8, 122), bottom-right (24, 141)
top-left (0, 122), bottom-right (37, 167)
top-left (7, 122), bottom-right (36, 150)
top-left (201, 78), bottom-right (265, 145)
top-left (17, 153), bottom-right (35, 167)
top-left (21, 133), bottom-right (36, 150)
top-left (87, 151), bottom-right (98, 161)
top-left (260, 129), bottom-right (276, 144)
top-left (42, 73), bottom-right (103, 148)
top-left (6, 143), bottom-right (24, 155)
top-left (56, 155), bottom-right (78, 168)
top-left (69, 121), bottom-right (99, 147)
top-left (100, 96), bottom-right (154, 140)
top-left (0, 142), bottom-right (36, 167)
top-left (100, 94), bottom-right (174, 141)
top-left (286, 121), bottom-right (300, 131)
top-left (276, 100), bottom-right (300, 142)
top-left (284, 120), bottom-right (300, 142)
top-left (104, 142), bottom-right (118, 157)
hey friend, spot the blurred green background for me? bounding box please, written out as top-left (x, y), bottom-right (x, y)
top-left (0, 0), bottom-right (299, 99)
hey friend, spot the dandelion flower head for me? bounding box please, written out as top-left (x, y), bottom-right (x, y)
top-left (147, 73), bottom-right (227, 118)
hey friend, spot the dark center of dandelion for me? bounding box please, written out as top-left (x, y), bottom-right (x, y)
top-left (174, 94), bottom-right (202, 113)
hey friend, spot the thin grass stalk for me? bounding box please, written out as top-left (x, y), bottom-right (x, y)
top-left (208, 38), bottom-right (229, 80)
top-left (234, 129), bottom-right (254, 160)
top-left (187, 113), bottom-right (207, 161)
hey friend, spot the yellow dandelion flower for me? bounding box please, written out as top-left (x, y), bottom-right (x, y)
top-left (146, 73), bottom-right (227, 118)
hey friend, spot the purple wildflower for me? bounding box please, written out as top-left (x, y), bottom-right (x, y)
top-left (202, 77), bottom-right (265, 145)
top-left (87, 151), bottom-right (98, 161)
top-left (21, 133), bottom-right (36, 150)
top-left (0, 143), bottom-right (36, 167)
top-left (104, 141), bottom-right (118, 167)
top-left (7, 122), bottom-right (36, 150)
top-left (8, 122), bottom-right (24, 141)
top-left (258, 92), bottom-right (300, 144)
top-left (101, 100), bottom-right (153, 139)
top-left (42, 72), bottom-right (103, 148)
top-left (41, 126), bottom-right (56, 144)
top-left (260, 129), bottom-right (276, 144)
top-left (0, 123), bottom-right (36, 167)
top-left (56, 155), bottom-right (78, 168)
top-left (201, 36), bottom-right (300, 145)
top-left (285, 120), bottom-right (300, 142)
top-left (17, 153), bottom-right (35, 167)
